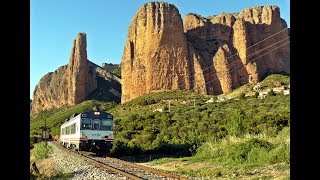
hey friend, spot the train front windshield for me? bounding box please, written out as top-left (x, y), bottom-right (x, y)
top-left (80, 112), bottom-right (113, 131)
top-left (100, 119), bottom-right (112, 130)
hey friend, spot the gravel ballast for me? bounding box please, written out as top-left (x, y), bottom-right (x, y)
top-left (49, 141), bottom-right (126, 180)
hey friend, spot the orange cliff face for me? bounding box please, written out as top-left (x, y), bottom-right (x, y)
top-left (31, 33), bottom-right (122, 116)
top-left (31, 33), bottom-right (97, 116)
top-left (121, 3), bottom-right (290, 103)
top-left (121, 2), bottom-right (191, 103)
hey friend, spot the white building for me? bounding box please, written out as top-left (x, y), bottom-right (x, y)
top-left (258, 90), bottom-right (269, 99)
top-left (253, 83), bottom-right (261, 91)
top-left (205, 98), bottom-right (214, 103)
top-left (153, 108), bottom-right (163, 112)
top-left (283, 89), bottom-right (290, 95)
top-left (216, 97), bottom-right (227, 102)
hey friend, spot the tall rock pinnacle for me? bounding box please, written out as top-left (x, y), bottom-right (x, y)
top-left (121, 2), bottom-right (191, 103)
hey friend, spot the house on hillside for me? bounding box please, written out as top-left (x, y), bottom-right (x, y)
top-left (153, 108), bottom-right (163, 112)
top-left (273, 86), bottom-right (285, 93)
top-left (258, 89), bottom-right (271, 99)
top-left (283, 89), bottom-right (290, 95)
top-left (216, 97), bottom-right (227, 102)
top-left (253, 83), bottom-right (261, 91)
top-left (245, 92), bottom-right (255, 97)
top-left (205, 98), bottom-right (214, 103)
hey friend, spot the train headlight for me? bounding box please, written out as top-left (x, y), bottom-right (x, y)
top-left (94, 112), bottom-right (100, 115)
top-left (104, 135), bottom-right (113, 140)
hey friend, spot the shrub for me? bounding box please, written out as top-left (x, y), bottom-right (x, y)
top-left (254, 91), bottom-right (259, 98)
top-left (239, 93), bottom-right (246, 99)
top-left (31, 142), bottom-right (53, 159)
top-left (267, 89), bottom-right (276, 96)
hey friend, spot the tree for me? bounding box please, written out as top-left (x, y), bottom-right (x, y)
top-left (239, 93), bottom-right (246, 99)
top-left (226, 109), bottom-right (244, 137)
top-left (254, 92), bottom-right (259, 98)
top-left (267, 89), bottom-right (276, 96)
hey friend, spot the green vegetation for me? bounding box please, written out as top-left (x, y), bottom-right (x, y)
top-left (30, 142), bottom-right (74, 180)
top-left (149, 127), bottom-right (289, 178)
top-left (267, 89), bottom-right (276, 96)
top-left (110, 66), bottom-right (121, 77)
top-left (109, 90), bottom-right (289, 157)
top-left (222, 74), bottom-right (290, 98)
top-left (223, 84), bottom-right (253, 98)
top-left (31, 142), bottom-right (53, 159)
top-left (29, 74), bottom-right (290, 178)
top-left (50, 172), bottom-right (74, 179)
top-left (259, 74), bottom-right (290, 89)
top-left (103, 63), bottom-right (121, 77)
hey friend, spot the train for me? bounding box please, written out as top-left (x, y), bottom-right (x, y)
top-left (60, 111), bottom-right (114, 151)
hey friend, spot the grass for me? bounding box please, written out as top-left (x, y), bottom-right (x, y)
top-left (31, 142), bottom-right (53, 159)
top-left (147, 127), bottom-right (289, 178)
top-left (51, 172), bottom-right (74, 179)
top-left (259, 74), bottom-right (290, 89)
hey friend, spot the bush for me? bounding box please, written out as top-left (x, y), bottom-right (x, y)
top-left (226, 109), bottom-right (244, 137)
top-left (268, 143), bottom-right (289, 164)
top-left (239, 93), bottom-right (246, 99)
top-left (31, 142), bottom-right (53, 159)
top-left (254, 92), bottom-right (259, 98)
top-left (267, 90), bottom-right (276, 96)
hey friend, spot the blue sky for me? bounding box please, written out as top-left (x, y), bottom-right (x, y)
top-left (30, 0), bottom-right (290, 99)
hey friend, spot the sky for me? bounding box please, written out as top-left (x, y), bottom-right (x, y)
top-left (30, 0), bottom-right (290, 99)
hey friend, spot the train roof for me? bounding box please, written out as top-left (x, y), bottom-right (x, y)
top-left (61, 111), bottom-right (113, 126)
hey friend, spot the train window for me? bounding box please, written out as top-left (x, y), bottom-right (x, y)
top-left (71, 123), bottom-right (76, 134)
top-left (93, 119), bottom-right (101, 130)
top-left (101, 119), bottom-right (113, 131)
top-left (66, 126), bottom-right (70, 135)
top-left (81, 118), bottom-right (92, 130)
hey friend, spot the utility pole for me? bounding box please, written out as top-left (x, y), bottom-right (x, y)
top-left (192, 98), bottom-right (196, 107)
top-left (168, 100), bottom-right (171, 112)
top-left (44, 118), bottom-right (47, 146)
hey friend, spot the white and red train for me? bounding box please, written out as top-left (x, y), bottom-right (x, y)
top-left (60, 111), bottom-right (114, 151)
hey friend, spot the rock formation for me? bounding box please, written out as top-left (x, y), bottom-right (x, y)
top-left (121, 2), bottom-right (192, 103)
top-left (31, 33), bottom-right (121, 116)
top-left (121, 2), bottom-right (290, 103)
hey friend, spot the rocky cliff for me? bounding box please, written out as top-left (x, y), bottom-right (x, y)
top-left (121, 2), bottom-right (290, 103)
top-left (121, 2), bottom-right (192, 103)
top-left (31, 33), bottom-right (121, 115)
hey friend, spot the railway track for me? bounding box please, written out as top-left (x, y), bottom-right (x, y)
top-left (53, 141), bottom-right (187, 179)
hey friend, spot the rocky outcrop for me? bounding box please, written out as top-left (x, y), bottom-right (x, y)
top-left (121, 3), bottom-right (290, 102)
top-left (233, 6), bottom-right (290, 82)
top-left (121, 2), bottom-right (191, 103)
top-left (67, 33), bottom-right (97, 105)
top-left (31, 33), bottom-right (121, 116)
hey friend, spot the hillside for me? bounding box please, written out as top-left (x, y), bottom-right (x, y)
top-left (220, 74), bottom-right (290, 98)
top-left (30, 74), bottom-right (290, 179)
top-left (109, 89), bottom-right (289, 178)
top-left (102, 63), bottom-right (121, 78)
top-left (110, 90), bottom-right (289, 153)
top-left (30, 74), bottom-right (289, 139)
